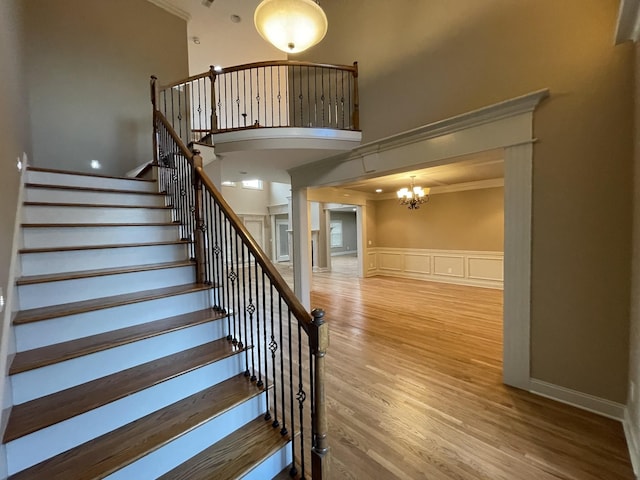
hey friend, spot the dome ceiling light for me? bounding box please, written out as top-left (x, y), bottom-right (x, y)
top-left (254, 0), bottom-right (328, 54)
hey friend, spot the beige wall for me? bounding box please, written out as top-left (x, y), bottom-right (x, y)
top-left (300, 0), bottom-right (633, 402)
top-left (0, 0), bottom-right (29, 305)
top-left (374, 188), bottom-right (503, 251)
top-left (24, 0), bottom-right (188, 176)
top-left (628, 41), bottom-right (640, 456)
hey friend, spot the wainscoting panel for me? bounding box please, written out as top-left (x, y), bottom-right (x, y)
top-left (368, 248), bottom-right (503, 289)
top-left (433, 255), bottom-right (465, 278)
top-left (468, 256), bottom-right (504, 282)
top-left (378, 252), bottom-right (403, 271)
top-left (404, 254), bottom-right (431, 274)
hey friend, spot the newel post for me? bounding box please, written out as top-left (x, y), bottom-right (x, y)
top-left (352, 62), bottom-right (360, 131)
top-left (192, 152), bottom-right (207, 284)
top-left (150, 75), bottom-right (159, 165)
top-left (311, 308), bottom-right (329, 479)
top-left (209, 65), bottom-right (218, 134)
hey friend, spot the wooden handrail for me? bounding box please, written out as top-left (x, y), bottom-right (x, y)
top-left (195, 166), bottom-right (314, 333)
top-left (152, 106), bottom-right (328, 478)
top-left (154, 111), bottom-right (196, 163)
top-left (158, 71), bottom-right (212, 91)
top-left (213, 59), bottom-right (358, 75)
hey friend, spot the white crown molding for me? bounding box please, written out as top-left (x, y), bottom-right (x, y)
top-left (431, 178), bottom-right (504, 195)
top-left (616, 0), bottom-right (640, 44)
top-left (351, 89), bottom-right (549, 159)
top-left (370, 178), bottom-right (504, 200)
top-left (146, 0), bottom-right (191, 22)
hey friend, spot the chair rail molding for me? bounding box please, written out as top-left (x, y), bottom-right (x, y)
top-left (290, 88), bottom-right (550, 391)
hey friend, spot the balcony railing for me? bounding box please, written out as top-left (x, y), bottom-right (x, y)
top-left (152, 60), bottom-right (359, 146)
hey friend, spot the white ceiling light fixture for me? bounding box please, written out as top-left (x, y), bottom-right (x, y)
top-left (254, 0), bottom-right (328, 54)
top-left (397, 176), bottom-right (430, 210)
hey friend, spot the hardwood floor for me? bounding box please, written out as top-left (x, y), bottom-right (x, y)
top-left (299, 262), bottom-right (634, 480)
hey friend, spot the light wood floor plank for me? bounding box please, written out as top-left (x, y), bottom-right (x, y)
top-left (302, 262), bottom-right (634, 480)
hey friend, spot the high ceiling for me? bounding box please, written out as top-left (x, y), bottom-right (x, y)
top-left (148, 0), bottom-right (506, 191)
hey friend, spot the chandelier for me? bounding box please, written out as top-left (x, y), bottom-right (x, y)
top-left (254, 0), bottom-right (328, 54)
top-left (397, 176), bottom-right (430, 210)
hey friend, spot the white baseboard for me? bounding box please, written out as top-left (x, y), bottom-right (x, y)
top-left (624, 407), bottom-right (640, 478)
top-left (529, 378), bottom-right (625, 421)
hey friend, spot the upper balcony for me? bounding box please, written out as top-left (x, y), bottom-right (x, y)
top-left (152, 61), bottom-right (362, 182)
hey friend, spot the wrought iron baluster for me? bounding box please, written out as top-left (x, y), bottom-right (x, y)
top-left (262, 271), bottom-right (271, 421)
top-left (278, 294), bottom-right (287, 436)
top-left (287, 308), bottom-right (296, 471)
top-left (269, 282), bottom-right (279, 428)
top-left (254, 259), bottom-right (262, 386)
top-left (297, 320), bottom-right (306, 478)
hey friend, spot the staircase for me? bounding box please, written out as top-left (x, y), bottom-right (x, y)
top-left (3, 166), bottom-right (294, 479)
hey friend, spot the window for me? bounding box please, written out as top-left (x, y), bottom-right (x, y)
top-left (221, 181), bottom-right (236, 187)
top-left (330, 220), bottom-right (343, 248)
top-left (242, 179), bottom-right (263, 190)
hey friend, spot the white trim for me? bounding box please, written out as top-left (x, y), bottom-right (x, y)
top-left (624, 407), bottom-right (640, 477)
top-left (530, 379), bottom-right (625, 421)
top-left (351, 89), bottom-right (548, 158)
top-left (368, 248), bottom-right (503, 289)
top-left (616, 0), bottom-right (640, 44)
top-left (291, 89), bottom-right (549, 390)
top-left (502, 143), bottom-right (532, 390)
top-left (145, 0), bottom-right (191, 21)
top-left (0, 158), bottom-right (28, 452)
top-left (431, 178), bottom-right (504, 195)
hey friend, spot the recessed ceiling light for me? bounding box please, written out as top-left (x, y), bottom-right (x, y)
top-left (90, 160), bottom-right (102, 169)
top-left (192, 36), bottom-right (201, 45)
top-left (375, 189), bottom-right (382, 193)
top-left (230, 14), bottom-right (241, 23)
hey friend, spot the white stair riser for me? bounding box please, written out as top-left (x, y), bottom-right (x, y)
top-left (7, 355), bottom-right (249, 475)
top-left (25, 171), bottom-right (158, 193)
top-left (106, 395), bottom-right (267, 480)
top-left (25, 188), bottom-right (167, 207)
top-left (243, 444), bottom-right (293, 480)
top-left (22, 225), bottom-right (181, 249)
top-left (23, 205), bottom-right (172, 224)
top-left (15, 291), bottom-right (212, 351)
top-left (20, 244), bottom-right (190, 276)
top-left (12, 319), bottom-right (231, 404)
top-left (18, 266), bottom-right (195, 310)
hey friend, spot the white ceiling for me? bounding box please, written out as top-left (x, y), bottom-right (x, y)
top-left (337, 149), bottom-right (505, 196)
top-left (149, 0), bottom-right (286, 74)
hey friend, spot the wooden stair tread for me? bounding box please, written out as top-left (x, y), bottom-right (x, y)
top-left (5, 339), bottom-right (243, 443)
top-left (26, 166), bottom-right (156, 182)
top-left (8, 375), bottom-right (263, 480)
top-left (19, 239), bottom-right (189, 254)
top-left (16, 260), bottom-right (194, 285)
top-left (22, 222), bottom-right (179, 228)
top-left (13, 283), bottom-right (212, 325)
top-left (159, 416), bottom-right (291, 480)
top-left (23, 201), bottom-right (171, 209)
top-left (25, 183), bottom-right (166, 196)
top-left (10, 308), bottom-right (227, 375)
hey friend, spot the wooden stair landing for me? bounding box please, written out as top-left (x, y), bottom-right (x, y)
top-left (7, 376), bottom-right (264, 480)
top-left (159, 416), bottom-right (292, 480)
top-left (5, 339), bottom-right (243, 442)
